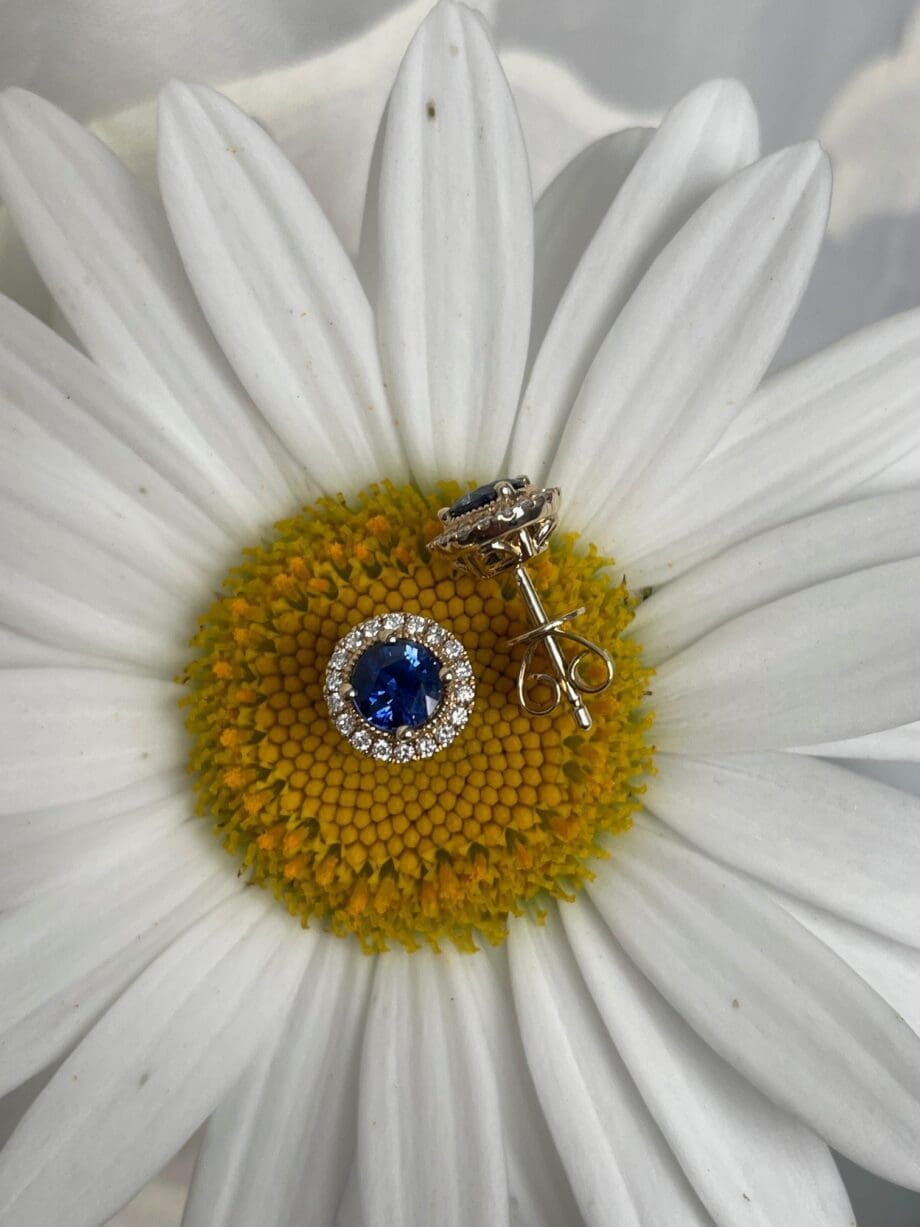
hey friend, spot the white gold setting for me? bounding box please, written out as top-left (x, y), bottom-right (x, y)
top-left (323, 613), bottom-right (476, 762)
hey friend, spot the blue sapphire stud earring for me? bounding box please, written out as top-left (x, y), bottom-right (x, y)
top-left (324, 613), bottom-right (475, 761)
top-left (428, 477), bottom-right (613, 731)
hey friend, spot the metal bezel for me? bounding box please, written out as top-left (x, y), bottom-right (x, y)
top-left (323, 613), bottom-right (475, 762)
top-left (428, 477), bottom-right (560, 578)
top-left (428, 477), bottom-right (612, 731)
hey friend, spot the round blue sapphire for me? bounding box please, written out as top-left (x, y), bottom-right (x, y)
top-left (351, 638), bottom-right (443, 732)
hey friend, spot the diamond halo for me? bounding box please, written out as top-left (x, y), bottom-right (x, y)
top-left (323, 614), bottom-right (475, 762)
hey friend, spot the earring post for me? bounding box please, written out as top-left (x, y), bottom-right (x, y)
top-left (428, 476), bottom-right (614, 730)
top-left (512, 565), bottom-right (593, 730)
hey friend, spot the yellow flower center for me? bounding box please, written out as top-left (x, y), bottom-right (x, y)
top-left (183, 483), bottom-right (654, 951)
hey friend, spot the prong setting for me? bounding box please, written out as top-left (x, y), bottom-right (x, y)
top-left (324, 613), bottom-right (475, 762)
top-left (429, 477), bottom-right (613, 730)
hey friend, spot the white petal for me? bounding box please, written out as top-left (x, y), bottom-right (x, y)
top-left (358, 18), bottom-right (562, 322)
top-left (0, 498), bottom-right (186, 674)
top-left (456, 946), bottom-right (580, 1227)
top-left (562, 896), bottom-right (855, 1227)
top-left (82, 0), bottom-right (494, 260)
top-left (0, 439), bottom-right (197, 596)
top-left (632, 489), bottom-right (920, 667)
top-left (721, 307), bottom-right (920, 455)
top-left (0, 206), bottom-right (44, 321)
top-left (183, 934), bottom-right (373, 1227)
top-left (0, 670), bottom-right (186, 813)
top-left (621, 308), bottom-right (920, 588)
top-left (355, 101), bottom-right (387, 306)
top-left (651, 557), bottom-right (920, 753)
top-left (508, 912), bottom-right (711, 1227)
top-left (336, 1164), bottom-right (366, 1227)
top-left (858, 443), bottom-right (920, 495)
top-left (795, 720), bottom-right (920, 761)
top-left (647, 751), bottom-right (920, 949)
top-left (0, 88), bottom-right (292, 528)
top-left (358, 947), bottom-right (509, 1227)
top-left (0, 289), bottom-right (233, 556)
top-left (552, 142), bottom-right (829, 537)
top-left (591, 817), bottom-right (920, 1186)
top-left (0, 625), bottom-right (101, 671)
top-left (0, 295), bottom-right (240, 670)
top-left (0, 822), bottom-right (237, 1098)
top-left (0, 892), bottom-right (308, 1227)
top-left (513, 79), bottom-right (759, 483)
top-left (375, 1), bottom-right (533, 483)
top-left (526, 126), bottom-right (652, 376)
top-left (0, 1068), bottom-right (51, 1164)
top-left (778, 898), bottom-right (920, 1041)
top-left (157, 81), bottom-right (405, 496)
top-left (1, 775), bottom-right (190, 908)
top-left (1, 770), bottom-right (184, 839)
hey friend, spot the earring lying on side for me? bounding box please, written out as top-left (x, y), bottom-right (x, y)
top-left (429, 477), bottom-right (614, 731)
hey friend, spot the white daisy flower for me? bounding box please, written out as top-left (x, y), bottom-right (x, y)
top-left (1, 3), bottom-right (920, 1225)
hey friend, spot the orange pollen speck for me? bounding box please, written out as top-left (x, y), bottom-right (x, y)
top-left (182, 482), bottom-right (654, 953)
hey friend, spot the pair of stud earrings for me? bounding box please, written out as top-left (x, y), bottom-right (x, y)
top-left (322, 477), bottom-right (614, 763)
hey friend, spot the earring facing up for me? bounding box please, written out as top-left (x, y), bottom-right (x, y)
top-left (324, 613), bottom-right (475, 762)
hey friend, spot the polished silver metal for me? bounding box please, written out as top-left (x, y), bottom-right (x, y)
top-left (428, 478), bottom-right (613, 730)
top-left (323, 613), bottom-right (475, 762)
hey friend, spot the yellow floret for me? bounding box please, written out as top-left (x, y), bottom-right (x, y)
top-left (182, 482), bottom-right (654, 952)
